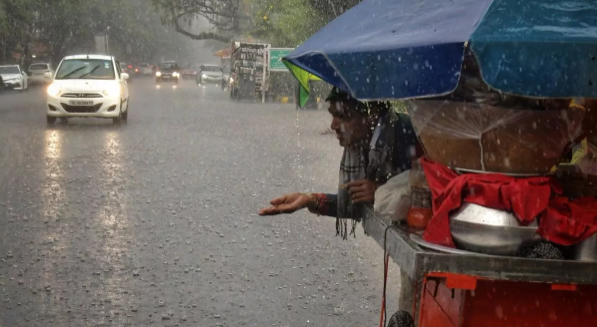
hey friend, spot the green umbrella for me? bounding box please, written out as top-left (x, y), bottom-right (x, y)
top-left (282, 59), bottom-right (321, 108)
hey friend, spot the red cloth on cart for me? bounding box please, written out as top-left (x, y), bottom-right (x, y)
top-left (541, 196), bottom-right (597, 245)
top-left (420, 157), bottom-right (597, 247)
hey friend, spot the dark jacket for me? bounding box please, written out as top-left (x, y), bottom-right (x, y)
top-left (313, 113), bottom-right (421, 217)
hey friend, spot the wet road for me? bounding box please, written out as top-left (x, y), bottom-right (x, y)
top-left (0, 79), bottom-right (399, 327)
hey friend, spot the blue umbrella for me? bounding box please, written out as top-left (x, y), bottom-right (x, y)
top-left (283, 0), bottom-right (597, 102)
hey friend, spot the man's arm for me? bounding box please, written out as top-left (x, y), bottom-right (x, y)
top-left (307, 193), bottom-right (338, 217)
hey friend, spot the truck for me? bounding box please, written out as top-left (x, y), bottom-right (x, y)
top-left (229, 41), bottom-right (270, 102)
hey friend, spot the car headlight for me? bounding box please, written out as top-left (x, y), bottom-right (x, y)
top-left (202, 74), bottom-right (208, 78)
top-left (47, 83), bottom-right (61, 96)
top-left (156, 71), bottom-right (161, 77)
top-left (173, 72), bottom-right (180, 77)
top-left (102, 84), bottom-right (121, 97)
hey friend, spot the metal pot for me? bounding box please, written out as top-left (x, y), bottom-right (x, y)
top-left (450, 203), bottom-right (539, 256)
top-left (574, 234), bottom-right (597, 262)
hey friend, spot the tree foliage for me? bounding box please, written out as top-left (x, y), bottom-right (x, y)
top-left (251, 0), bottom-right (322, 47)
top-left (308, 0), bottom-right (362, 23)
top-left (155, 0), bottom-right (362, 47)
top-left (0, 0), bottom-right (194, 65)
top-left (248, 0), bottom-right (362, 47)
top-left (151, 0), bottom-right (240, 42)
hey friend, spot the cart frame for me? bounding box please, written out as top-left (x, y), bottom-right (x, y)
top-left (363, 208), bottom-right (597, 326)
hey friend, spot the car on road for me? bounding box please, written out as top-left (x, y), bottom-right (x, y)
top-left (182, 65), bottom-right (197, 79)
top-left (196, 64), bottom-right (223, 85)
top-left (28, 63), bottom-right (54, 85)
top-left (46, 54), bottom-right (130, 125)
top-left (0, 64), bottom-right (28, 90)
top-left (119, 62), bottom-right (133, 83)
top-left (139, 63), bottom-right (152, 76)
top-left (155, 61), bottom-right (180, 84)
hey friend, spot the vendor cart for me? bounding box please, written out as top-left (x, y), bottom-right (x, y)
top-left (363, 208), bottom-right (597, 327)
top-left (279, 0), bottom-right (597, 325)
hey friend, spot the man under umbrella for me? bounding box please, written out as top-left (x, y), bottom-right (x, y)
top-left (259, 87), bottom-right (422, 237)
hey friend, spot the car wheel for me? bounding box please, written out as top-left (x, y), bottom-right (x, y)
top-left (46, 116), bottom-right (56, 125)
top-left (122, 101), bottom-right (128, 122)
top-left (113, 108), bottom-right (122, 125)
top-left (387, 311), bottom-right (414, 327)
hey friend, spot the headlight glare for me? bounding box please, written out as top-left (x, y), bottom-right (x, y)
top-left (156, 71), bottom-right (162, 77)
top-left (102, 84), bottom-right (121, 97)
top-left (47, 83), bottom-right (61, 96)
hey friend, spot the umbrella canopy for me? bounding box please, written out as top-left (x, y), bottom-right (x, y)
top-left (283, 0), bottom-right (597, 102)
top-left (214, 48), bottom-right (231, 58)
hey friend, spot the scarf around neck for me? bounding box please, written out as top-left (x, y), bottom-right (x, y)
top-left (337, 109), bottom-right (398, 239)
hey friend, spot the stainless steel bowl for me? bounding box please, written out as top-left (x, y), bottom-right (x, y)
top-left (575, 234), bottom-right (597, 262)
top-left (450, 203), bottom-right (539, 256)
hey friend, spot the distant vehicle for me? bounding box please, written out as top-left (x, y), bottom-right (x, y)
top-left (0, 65), bottom-right (28, 90)
top-left (119, 62), bottom-right (133, 83)
top-left (46, 54), bottom-right (130, 125)
top-left (155, 61), bottom-right (180, 84)
top-left (139, 63), bottom-right (152, 76)
top-left (28, 63), bottom-right (54, 85)
top-left (182, 65), bottom-right (197, 79)
top-left (229, 41), bottom-right (270, 100)
top-left (196, 64), bottom-right (223, 85)
top-left (131, 64), bottom-right (141, 76)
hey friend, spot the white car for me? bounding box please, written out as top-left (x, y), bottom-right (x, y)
top-left (139, 63), bottom-right (152, 75)
top-left (196, 64), bottom-right (223, 85)
top-left (46, 54), bottom-right (129, 125)
top-left (0, 65), bottom-right (28, 90)
top-left (28, 63), bottom-right (54, 85)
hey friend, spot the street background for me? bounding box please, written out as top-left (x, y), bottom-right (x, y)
top-left (0, 80), bottom-right (399, 327)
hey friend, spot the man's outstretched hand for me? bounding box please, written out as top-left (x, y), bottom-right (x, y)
top-left (259, 193), bottom-right (314, 216)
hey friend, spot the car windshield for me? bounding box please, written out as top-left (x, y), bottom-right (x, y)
top-left (55, 59), bottom-right (115, 80)
top-left (140, 63), bottom-right (149, 68)
top-left (0, 66), bottom-right (20, 74)
top-left (202, 66), bottom-right (221, 72)
top-left (159, 62), bottom-right (178, 71)
top-left (29, 64), bottom-right (49, 71)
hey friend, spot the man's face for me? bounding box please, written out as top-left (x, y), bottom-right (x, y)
top-left (328, 101), bottom-right (371, 147)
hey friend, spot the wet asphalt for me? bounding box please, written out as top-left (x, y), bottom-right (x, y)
top-left (0, 78), bottom-right (399, 327)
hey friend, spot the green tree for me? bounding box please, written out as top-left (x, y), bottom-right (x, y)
top-left (0, 0), bottom-right (195, 65)
top-left (308, 0), bottom-right (362, 24)
top-left (251, 0), bottom-right (322, 47)
top-left (0, 0), bottom-right (35, 63)
top-left (150, 0), bottom-right (240, 42)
